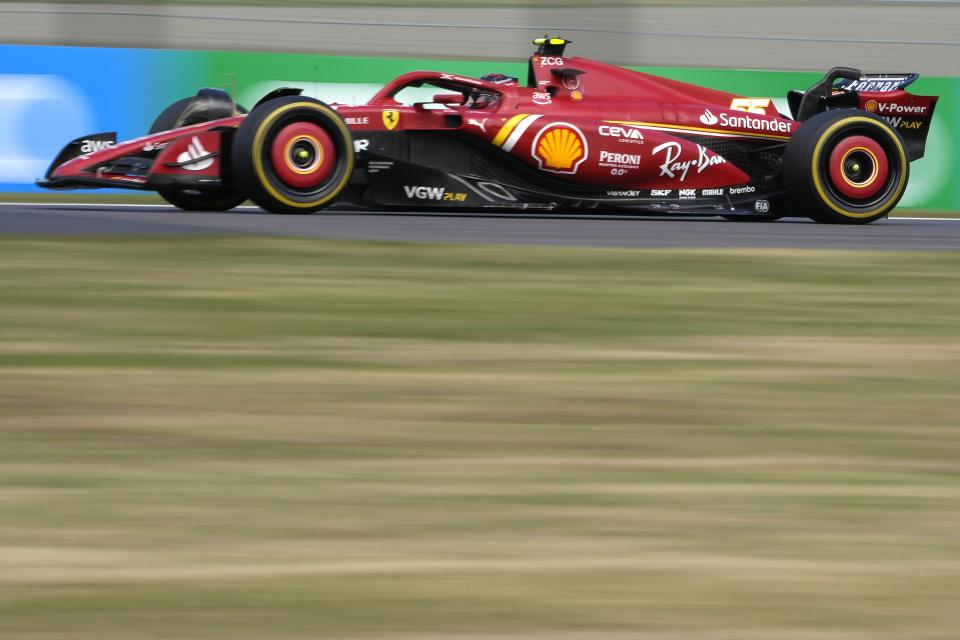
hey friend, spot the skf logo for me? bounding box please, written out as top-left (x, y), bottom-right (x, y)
top-left (404, 186), bottom-right (467, 202)
top-left (532, 123), bottom-right (588, 174)
top-left (382, 110), bottom-right (400, 130)
top-left (80, 139), bottom-right (114, 154)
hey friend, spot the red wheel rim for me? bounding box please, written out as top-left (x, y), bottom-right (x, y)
top-left (828, 135), bottom-right (889, 200)
top-left (270, 121), bottom-right (336, 189)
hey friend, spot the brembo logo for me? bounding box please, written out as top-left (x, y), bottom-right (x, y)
top-left (699, 109), bottom-right (719, 126)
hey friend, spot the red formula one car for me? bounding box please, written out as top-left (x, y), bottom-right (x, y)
top-left (41, 37), bottom-right (938, 223)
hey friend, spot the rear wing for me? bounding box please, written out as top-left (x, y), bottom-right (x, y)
top-left (833, 74), bottom-right (919, 93)
top-left (789, 67), bottom-right (938, 160)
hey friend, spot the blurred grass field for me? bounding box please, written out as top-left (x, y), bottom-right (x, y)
top-left (1, 238), bottom-right (959, 639)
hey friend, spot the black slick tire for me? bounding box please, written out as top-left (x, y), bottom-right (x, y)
top-left (230, 96), bottom-right (354, 215)
top-left (150, 97), bottom-right (247, 212)
top-left (783, 110), bottom-right (909, 224)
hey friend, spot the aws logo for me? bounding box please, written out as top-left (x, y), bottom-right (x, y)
top-left (532, 122), bottom-right (588, 174)
top-left (80, 139), bottom-right (114, 154)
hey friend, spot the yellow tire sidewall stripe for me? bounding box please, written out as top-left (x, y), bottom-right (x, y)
top-left (251, 101), bottom-right (355, 209)
top-left (810, 117), bottom-right (907, 219)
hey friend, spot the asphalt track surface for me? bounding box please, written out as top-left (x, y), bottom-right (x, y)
top-left (1, 203), bottom-right (959, 250)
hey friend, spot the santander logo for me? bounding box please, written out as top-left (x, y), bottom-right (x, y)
top-left (699, 109), bottom-right (719, 126)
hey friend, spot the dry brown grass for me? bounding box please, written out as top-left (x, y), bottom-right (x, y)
top-left (1, 239), bottom-right (958, 639)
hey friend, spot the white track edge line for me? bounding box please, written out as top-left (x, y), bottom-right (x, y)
top-left (1, 203), bottom-right (958, 222)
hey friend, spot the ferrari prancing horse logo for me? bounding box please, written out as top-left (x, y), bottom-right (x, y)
top-left (382, 110), bottom-right (400, 130)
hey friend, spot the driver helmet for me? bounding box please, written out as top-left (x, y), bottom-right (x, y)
top-left (465, 73), bottom-right (518, 108)
top-left (466, 90), bottom-right (497, 109)
top-left (480, 73), bottom-right (519, 86)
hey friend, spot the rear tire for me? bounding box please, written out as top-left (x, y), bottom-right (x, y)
top-left (231, 96), bottom-right (354, 214)
top-left (784, 110), bottom-right (908, 224)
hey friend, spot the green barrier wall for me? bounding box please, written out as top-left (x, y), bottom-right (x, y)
top-left (201, 51), bottom-right (960, 212)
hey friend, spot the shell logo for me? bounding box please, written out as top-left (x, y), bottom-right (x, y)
top-left (532, 122), bottom-right (588, 174)
top-left (865, 100), bottom-right (879, 112)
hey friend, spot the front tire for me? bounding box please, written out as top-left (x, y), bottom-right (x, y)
top-left (150, 96), bottom-right (248, 212)
top-left (231, 96), bottom-right (354, 214)
top-left (157, 188), bottom-right (246, 212)
top-left (149, 97), bottom-right (194, 135)
top-left (784, 110), bottom-right (908, 224)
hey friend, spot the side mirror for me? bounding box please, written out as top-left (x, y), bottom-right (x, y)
top-left (433, 93), bottom-right (465, 105)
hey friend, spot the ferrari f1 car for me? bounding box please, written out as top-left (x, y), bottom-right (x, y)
top-left (40, 37), bottom-right (938, 224)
